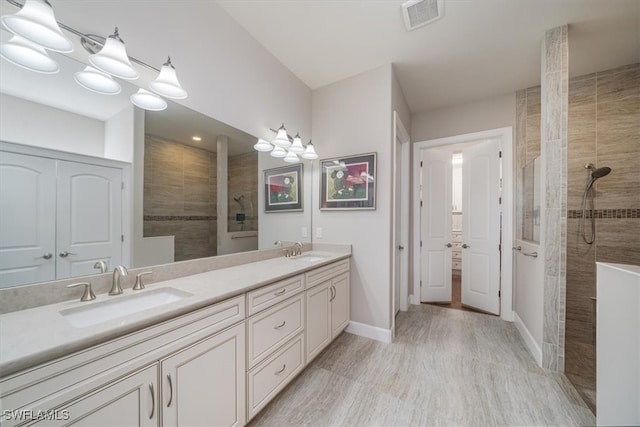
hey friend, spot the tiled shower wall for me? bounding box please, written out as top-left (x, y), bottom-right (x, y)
top-left (517, 62), bottom-right (639, 409)
top-left (565, 63), bottom-right (640, 411)
top-left (143, 135), bottom-right (218, 261)
top-left (228, 151), bottom-right (258, 233)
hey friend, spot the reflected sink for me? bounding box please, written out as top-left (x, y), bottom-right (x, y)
top-left (60, 287), bottom-right (193, 328)
top-left (294, 254), bottom-right (328, 262)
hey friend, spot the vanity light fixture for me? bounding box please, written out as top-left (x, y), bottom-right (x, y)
top-left (130, 88), bottom-right (167, 111)
top-left (1, 0), bottom-right (73, 52)
top-left (88, 27), bottom-right (138, 80)
top-left (253, 123), bottom-right (319, 163)
top-left (0, 33), bottom-right (59, 73)
top-left (74, 65), bottom-right (121, 95)
top-left (149, 56), bottom-right (187, 99)
top-left (0, 0), bottom-right (188, 111)
top-left (271, 124), bottom-right (292, 148)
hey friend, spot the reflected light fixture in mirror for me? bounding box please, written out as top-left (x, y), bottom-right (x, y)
top-left (0, 33), bottom-right (58, 73)
top-left (74, 65), bottom-right (121, 95)
top-left (131, 88), bottom-right (167, 111)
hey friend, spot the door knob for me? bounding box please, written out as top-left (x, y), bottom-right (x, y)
top-left (42, 253), bottom-right (53, 259)
top-left (445, 243), bottom-right (452, 248)
top-left (59, 251), bottom-right (77, 257)
top-left (462, 244), bottom-right (470, 249)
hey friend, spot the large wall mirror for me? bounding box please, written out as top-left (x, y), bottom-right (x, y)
top-left (0, 25), bottom-right (311, 289)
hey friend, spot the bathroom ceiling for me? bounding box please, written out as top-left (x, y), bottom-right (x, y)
top-left (218, 0), bottom-right (640, 113)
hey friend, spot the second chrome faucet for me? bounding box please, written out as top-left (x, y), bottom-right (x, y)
top-left (109, 265), bottom-right (128, 295)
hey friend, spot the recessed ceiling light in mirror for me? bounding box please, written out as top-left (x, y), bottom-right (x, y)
top-left (191, 136), bottom-right (201, 141)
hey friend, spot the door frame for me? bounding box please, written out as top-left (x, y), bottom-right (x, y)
top-left (411, 127), bottom-right (514, 321)
top-left (391, 111), bottom-right (411, 338)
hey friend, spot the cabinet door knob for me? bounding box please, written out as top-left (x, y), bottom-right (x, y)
top-left (462, 244), bottom-right (470, 249)
top-left (445, 243), bottom-right (452, 248)
top-left (59, 251), bottom-right (77, 257)
top-left (42, 253), bottom-right (53, 259)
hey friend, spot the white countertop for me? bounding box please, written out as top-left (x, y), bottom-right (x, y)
top-left (0, 251), bottom-right (350, 377)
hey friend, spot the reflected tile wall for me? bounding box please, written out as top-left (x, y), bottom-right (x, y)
top-left (228, 151), bottom-right (258, 233)
top-left (143, 135), bottom-right (218, 261)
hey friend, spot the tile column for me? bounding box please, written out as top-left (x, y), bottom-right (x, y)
top-left (541, 25), bottom-right (568, 370)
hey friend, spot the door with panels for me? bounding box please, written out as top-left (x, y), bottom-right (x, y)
top-left (0, 151), bottom-right (123, 286)
top-left (0, 152), bottom-right (56, 286)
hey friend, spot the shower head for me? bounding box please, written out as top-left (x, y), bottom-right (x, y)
top-left (591, 167), bottom-right (611, 179)
top-left (586, 166), bottom-right (612, 191)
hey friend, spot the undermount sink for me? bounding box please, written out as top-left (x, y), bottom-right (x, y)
top-left (60, 287), bottom-right (193, 328)
top-left (294, 254), bottom-right (328, 262)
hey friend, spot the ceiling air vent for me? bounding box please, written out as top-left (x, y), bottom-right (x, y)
top-left (402, 0), bottom-right (444, 31)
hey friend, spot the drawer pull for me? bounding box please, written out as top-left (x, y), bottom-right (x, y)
top-left (275, 364), bottom-right (286, 375)
top-left (149, 383), bottom-right (155, 419)
top-left (274, 321), bottom-right (286, 329)
top-left (274, 288), bottom-right (286, 296)
top-left (167, 373), bottom-right (173, 407)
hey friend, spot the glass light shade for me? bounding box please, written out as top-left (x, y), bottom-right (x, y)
top-left (289, 133), bottom-right (305, 154)
top-left (283, 150), bottom-right (300, 163)
top-left (301, 142), bottom-right (318, 160)
top-left (270, 146), bottom-right (287, 158)
top-left (148, 58), bottom-right (187, 99)
top-left (1, 0), bottom-right (73, 53)
top-left (74, 66), bottom-right (121, 95)
top-left (89, 30), bottom-right (139, 80)
top-left (271, 125), bottom-right (291, 148)
top-left (0, 34), bottom-right (58, 73)
top-left (130, 88), bottom-right (167, 111)
top-left (253, 138), bottom-right (273, 152)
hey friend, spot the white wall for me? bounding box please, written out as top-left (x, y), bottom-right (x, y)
top-left (0, 94), bottom-right (104, 157)
top-left (312, 64), bottom-right (395, 333)
top-left (104, 105), bottom-right (135, 163)
top-left (411, 93), bottom-right (516, 142)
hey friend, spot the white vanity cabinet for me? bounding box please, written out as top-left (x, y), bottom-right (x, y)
top-left (305, 260), bottom-right (350, 362)
top-left (25, 365), bottom-right (158, 427)
top-left (161, 323), bottom-right (245, 427)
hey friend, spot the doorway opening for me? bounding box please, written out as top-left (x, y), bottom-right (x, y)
top-left (412, 127), bottom-right (514, 321)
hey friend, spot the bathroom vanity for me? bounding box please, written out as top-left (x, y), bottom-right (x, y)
top-left (0, 249), bottom-right (350, 426)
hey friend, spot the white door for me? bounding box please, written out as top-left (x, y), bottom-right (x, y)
top-left (461, 139), bottom-right (501, 314)
top-left (0, 152), bottom-right (56, 287)
top-left (56, 161), bottom-right (123, 279)
top-left (420, 149), bottom-right (453, 302)
top-left (394, 139), bottom-right (402, 315)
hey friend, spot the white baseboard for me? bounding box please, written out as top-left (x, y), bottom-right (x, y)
top-left (345, 321), bottom-right (392, 344)
top-left (514, 312), bottom-right (543, 366)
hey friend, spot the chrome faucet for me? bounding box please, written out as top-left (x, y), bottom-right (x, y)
top-left (93, 260), bottom-right (107, 273)
top-left (294, 242), bottom-right (303, 256)
top-left (109, 265), bottom-right (128, 295)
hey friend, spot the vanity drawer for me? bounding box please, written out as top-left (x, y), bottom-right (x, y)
top-left (246, 274), bottom-right (304, 316)
top-left (247, 333), bottom-right (305, 421)
top-left (305, 259), bottom-right (350, 289)
top-left (247, 294), bottom-right (304, 368)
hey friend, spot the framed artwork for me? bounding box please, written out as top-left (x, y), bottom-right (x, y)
top-left (264, 164), bottom-right (303, 212)
top-left (320, 152), bottom-right (376, 210)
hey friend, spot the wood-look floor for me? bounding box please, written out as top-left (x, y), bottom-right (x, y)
top-left (250, 304), bottom-right (595, 426)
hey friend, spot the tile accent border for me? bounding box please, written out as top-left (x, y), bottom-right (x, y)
top-left (567, 209), bottom-right (640, 219)
top-left (144, 215), bottom-right (217, 221)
